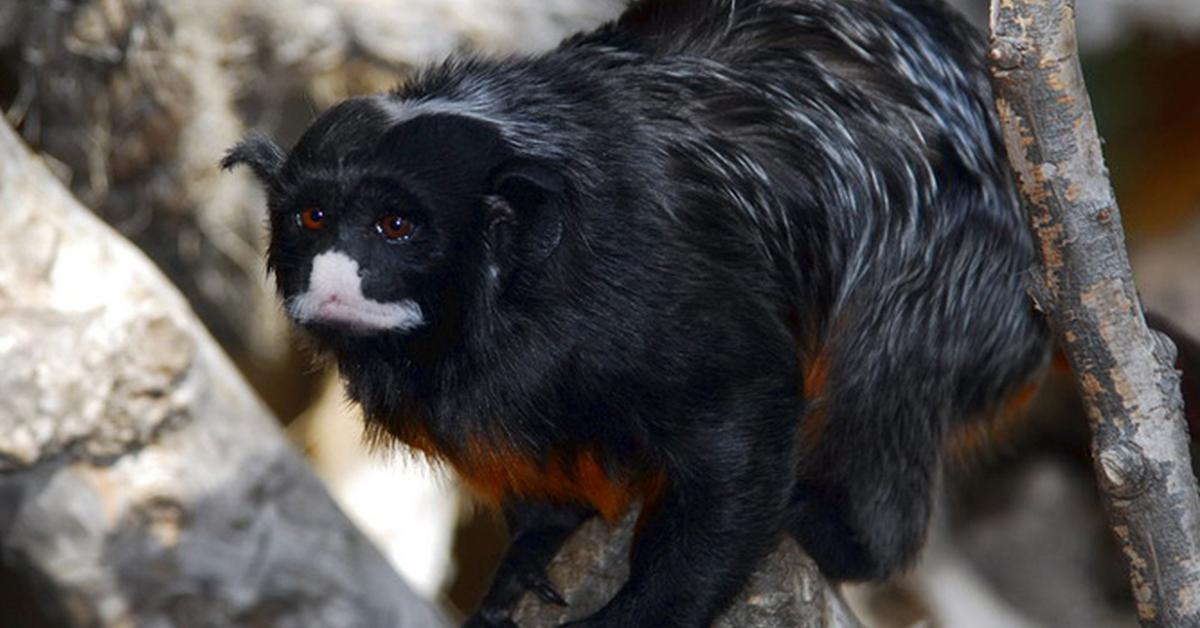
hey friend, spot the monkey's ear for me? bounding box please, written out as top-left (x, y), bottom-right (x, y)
top-left (221, 132), bottom-right (285, 188)
top-left (490, 159), bottom-right (565, 210)
top-left (485, 159), bottom-right (566, 265)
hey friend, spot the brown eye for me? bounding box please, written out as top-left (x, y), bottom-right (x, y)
top-left (377, 214), bottom-right (415, 240)
top-left (299, 207), bottom-right (326, 230)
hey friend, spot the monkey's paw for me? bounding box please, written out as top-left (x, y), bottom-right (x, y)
top-left (463, 561), bottom-right (567, 628)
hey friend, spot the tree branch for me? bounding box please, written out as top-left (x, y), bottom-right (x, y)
top-left (987, 1), bottom-right (1200, 625)
top-left (0, 118), bottom-right (448, 627)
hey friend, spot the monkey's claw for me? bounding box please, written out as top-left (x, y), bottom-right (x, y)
top-left (504, 554), bottom-right (567, 607)
top-left (527, 577), bottom-right (567, 607)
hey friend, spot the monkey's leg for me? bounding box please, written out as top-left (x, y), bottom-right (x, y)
top-left (787, 318), bottom-right (947, 581)
top-left (788, 468), bottom-right (935, 583)
top-left (561, 403), bottom-right (798, 628)
top-left (464, 502), bottom-right (591, 628)
top-left (787, 399), bottom-right (941, 581)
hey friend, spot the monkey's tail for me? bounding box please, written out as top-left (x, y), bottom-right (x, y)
top-left (946, 311), bottom-right (1200, 463)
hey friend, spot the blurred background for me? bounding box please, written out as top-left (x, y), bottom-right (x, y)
top-left (1, 0), bottom-right (1197, 626)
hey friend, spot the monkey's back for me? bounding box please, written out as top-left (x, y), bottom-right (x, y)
top-left (392, 0), bottom-right (1050, 456)
top-left (560, 0), bottom-right (1050, 418)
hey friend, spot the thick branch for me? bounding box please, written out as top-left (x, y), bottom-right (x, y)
top-left (0, 119), bottom-right (448, 627)
top-left (987, 1), bottom-right (1200, 626)
top-left (512, 511), bottom-right (863, 628)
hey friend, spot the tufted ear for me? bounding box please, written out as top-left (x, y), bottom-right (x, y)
top-left (220, 132), bottom-right (286, 189)
top-left (484, 158), bottom-right (567, 268)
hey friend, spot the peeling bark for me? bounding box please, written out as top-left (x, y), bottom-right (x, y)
top-left (987, 1), bottom-right (1200, 626)
top-left (0, 119), bottom-right (448, 627)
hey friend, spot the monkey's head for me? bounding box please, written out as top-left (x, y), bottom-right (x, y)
top-left (222, 96), bottom-right (565, 354)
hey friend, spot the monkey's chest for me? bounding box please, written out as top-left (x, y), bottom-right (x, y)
top-left (403, 428), bottom-right (658, 521)
top-left (458, 450), bottom-right (641, 522)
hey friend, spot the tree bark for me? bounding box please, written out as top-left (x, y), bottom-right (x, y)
top-left (0, 118), bottom-right (448, 627)
top-left (987, 1), bottom-right (1200, 626)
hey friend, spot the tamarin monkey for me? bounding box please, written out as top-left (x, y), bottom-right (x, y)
top-left (221, 0), bottom-right (1172, 625)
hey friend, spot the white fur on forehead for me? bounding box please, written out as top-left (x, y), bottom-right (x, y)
top-left (370, 91), bottom-right (554, 158)
top-left (288, 250), bottom-right (425, 332)
top-left (375, 93), bottom-right (503, 128)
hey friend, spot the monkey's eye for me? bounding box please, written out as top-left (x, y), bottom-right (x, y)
top-left (298, 207), bottom-right (326, 231)
top-left (376, 214), bottom-right (415, 241)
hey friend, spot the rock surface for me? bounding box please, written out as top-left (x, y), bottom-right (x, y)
top-left (0, 119), bottom-right (448, 627)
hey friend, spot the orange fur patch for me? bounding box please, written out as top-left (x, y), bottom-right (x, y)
top-left (800, 348), bottom-right (832, 446)
top-left (454, 446), bottom-right (658, 523)
top-left (803, 349), bottom-right (830, 400)
top-left (1051, 348), bottom-right (1072, 373)
top-left (1001, 381), bottom-right (1039, 417)
top-left (944, 381), bottom-right (1041, 462)
top-left (396, 422), bottom-right (658, 523)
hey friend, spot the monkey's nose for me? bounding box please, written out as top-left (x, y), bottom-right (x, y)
top-left (288, 250), bottom-right (426, 332)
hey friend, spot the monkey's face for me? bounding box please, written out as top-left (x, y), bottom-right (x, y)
top-left (223, 96), bottom-right (564, 350)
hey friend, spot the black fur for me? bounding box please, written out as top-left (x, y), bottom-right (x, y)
top-left (224, 1), bottom-right (1052, 626)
